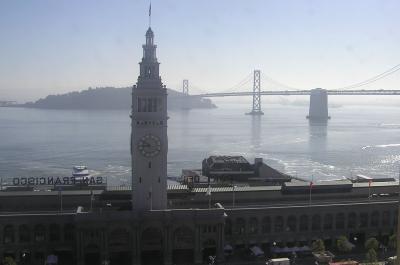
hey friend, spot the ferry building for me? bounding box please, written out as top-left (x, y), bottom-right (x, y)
top-left (0, 26), bottom-right (398, 265)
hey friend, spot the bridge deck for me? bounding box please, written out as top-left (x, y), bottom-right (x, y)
top-left (194, 89), bottom-right (400, 97)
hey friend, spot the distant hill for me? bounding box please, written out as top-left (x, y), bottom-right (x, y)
top-left (21, 87), bottom-right (216, 110)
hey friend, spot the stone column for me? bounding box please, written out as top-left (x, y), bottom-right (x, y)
top-left (100, 229), bottom-right (109, 265)
top-left (131, 227), bottom-right (141, 265)
top-left (163, 225), bottom-right (172, 265)
top-left (76, 230), bottom-right (84, 265)
top-left (14, 250), bottom-right (20, 264)
top-left (216, 223), bottom-right (224, 263)
top-left (194, 225), bottom-right (202, 265)
top-left (14, 225), bottom-right (19, 245)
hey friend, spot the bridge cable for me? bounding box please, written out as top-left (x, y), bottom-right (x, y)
top-left (260, 72), bottom-right (304, 91)
top-left (188, 72), bottom-right (253, 95)
top-left (336, 63), bottom-right (400, 90)
top-left (224, 72), bottom-right (253, 93)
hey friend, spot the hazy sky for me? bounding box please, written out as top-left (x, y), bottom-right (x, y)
top-left (0, 0), bottom-right (399, 102)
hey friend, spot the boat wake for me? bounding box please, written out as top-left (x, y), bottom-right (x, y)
top-left (362, 143), bottom-right (400, 150)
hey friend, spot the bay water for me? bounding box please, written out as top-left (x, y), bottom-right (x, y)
top-left (1, 101), bottom-right (400, 186)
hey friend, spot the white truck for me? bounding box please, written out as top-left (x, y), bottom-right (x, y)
top-left (266, 258), bottom-right (290, 265)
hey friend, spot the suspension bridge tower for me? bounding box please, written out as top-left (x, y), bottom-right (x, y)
top-left (246, 70), bottom-right (264, 115)
top-left (182, 79), bottom-right (189, 96)
top-left (306, 88), bottom-right (330, 122)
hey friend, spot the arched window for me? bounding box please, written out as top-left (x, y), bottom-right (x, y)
top-left (141, 227), bottom-right (163, 249)
top-left (3, 225), bottom-right (14, 244)
top-left (225, 219), bottom-right (232, 236)
top-left (348, 212), bottom-right (357, 229)
top-left (336, 213), bottom-right (345, 230)
top-left (34, 224), bottom-right (46, 242)
top-left (49, 224), bottom-right (60, 242)
top-left (173, 226), bottom-right (194, 250)
top-left (359, 213), bottom-right (368, 228)
top-left (274, 216), bottom-right (284, 233)
top-left (110, 228), bottom-right (130, 246)
top-left (262, 217), bottom-right (271, 234)
top-left (312, 215), bottom-right (321, 231)
top-left (299, 215), bottom-right (308, 232)
top-left (236, 218), bottom-right (246, 235)
top-left (249, 218), bottom-right (258, 234)
top-left (64, 224), bottom-right (75, 242)
top-left (382, 211), bottom-right (390, 226)
top-left (19, 225), bottom-right (30, 243)
top-left (324, 214), bottom-right (333, 230)
top-left (287, 215), bottom-right (297, 232)
top-left (371, 211), bottom-right (379, 227)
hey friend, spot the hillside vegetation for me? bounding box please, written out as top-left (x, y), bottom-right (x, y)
top-left (22, 87), bottom-right (216, 110)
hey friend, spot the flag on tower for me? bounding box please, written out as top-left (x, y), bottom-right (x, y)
top-left (368, 179), bottom-right (372, 187)
top-left (149, 3), bottom-right (151, 17)
top-left (310, 181), bottom-right (314, 189)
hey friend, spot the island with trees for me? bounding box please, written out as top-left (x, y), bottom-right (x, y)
top-left (19, 87), bottom-right (216, 110)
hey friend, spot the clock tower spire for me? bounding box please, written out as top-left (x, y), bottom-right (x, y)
top-left (131, 26), bottom-right (168, 211)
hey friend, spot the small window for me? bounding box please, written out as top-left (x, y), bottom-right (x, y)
top-left (139, 177), bottom-right (142, 183)
top-left (148, 162), bottom-right (151, 168)
top-left (137, 97), bottom-right (160, 113)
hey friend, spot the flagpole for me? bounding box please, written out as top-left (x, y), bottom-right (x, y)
top-left (59, 187), bottom-right (63, 213)
top-left (232, 185), bottom-right (236, 208)
top-left (309, 175), bottom-right (313, 207)
top-left (90, 189), bottom-right (93, 212)
top-left (150, 185), bottom-right (153, 211)
top-left (149, 2), bottom-right (152, 28)
top-left (208, 186), bottom-right (211, 209)
top-left (368, 180), bottom-right (371, 201)
top-left (206, 185), bottom-right (211, 209)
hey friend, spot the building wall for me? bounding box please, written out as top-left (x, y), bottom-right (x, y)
top-left (0, 209), bottom-right (226, 265)
top-left (225, 201), bottom-right (396, 249)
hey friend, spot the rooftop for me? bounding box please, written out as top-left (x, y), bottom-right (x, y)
top-left (208, 156), bottom-right (249, 164)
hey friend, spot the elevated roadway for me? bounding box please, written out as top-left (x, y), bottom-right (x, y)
top-left (194, 89), bottom-right (400, 98)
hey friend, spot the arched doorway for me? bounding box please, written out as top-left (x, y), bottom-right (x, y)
top-left (141, 227), bottom-right (163, 265)
top-left (202, 239), bottom-right (217, 263)
top-left (84, 244), bottom-right (101, 265)
top-left (109, 228), bottom-right (131, 265)
top-left (172, 226), bottom-right (194, 264)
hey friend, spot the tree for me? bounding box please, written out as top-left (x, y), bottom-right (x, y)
top-left (365, 248), bottom-right (377, 263)
top-left (312, 239), bottom-right (325, 253)
top-left (336, 236), bottom-right (352, 253)
top-left (389, 234), bottom-right (396, 249)
top-left (2, 257), bottom-right (17, 265)
top-left (365, 237), bottom-right (379, 251)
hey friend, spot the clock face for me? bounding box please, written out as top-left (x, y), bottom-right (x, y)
top-left (137, 134), bottom-right (161, 157)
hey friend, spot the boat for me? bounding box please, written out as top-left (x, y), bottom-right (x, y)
top-left (72, 166), bottom-right (90, 181)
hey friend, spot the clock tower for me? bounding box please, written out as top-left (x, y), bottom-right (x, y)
top-left (131, 27), bottom-right (168, 211)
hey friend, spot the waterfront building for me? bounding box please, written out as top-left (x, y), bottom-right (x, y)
top-left (0, 26), bottom-right (398, 265)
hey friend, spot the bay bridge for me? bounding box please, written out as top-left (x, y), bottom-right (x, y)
top-left (179, 67), bottom-right (400, 120)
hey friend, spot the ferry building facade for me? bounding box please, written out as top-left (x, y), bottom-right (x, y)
top-left (0, 27), bottom-right (398, 265)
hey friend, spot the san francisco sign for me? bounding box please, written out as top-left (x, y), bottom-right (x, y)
top-left (10, 176), bottom-right (105, 186)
